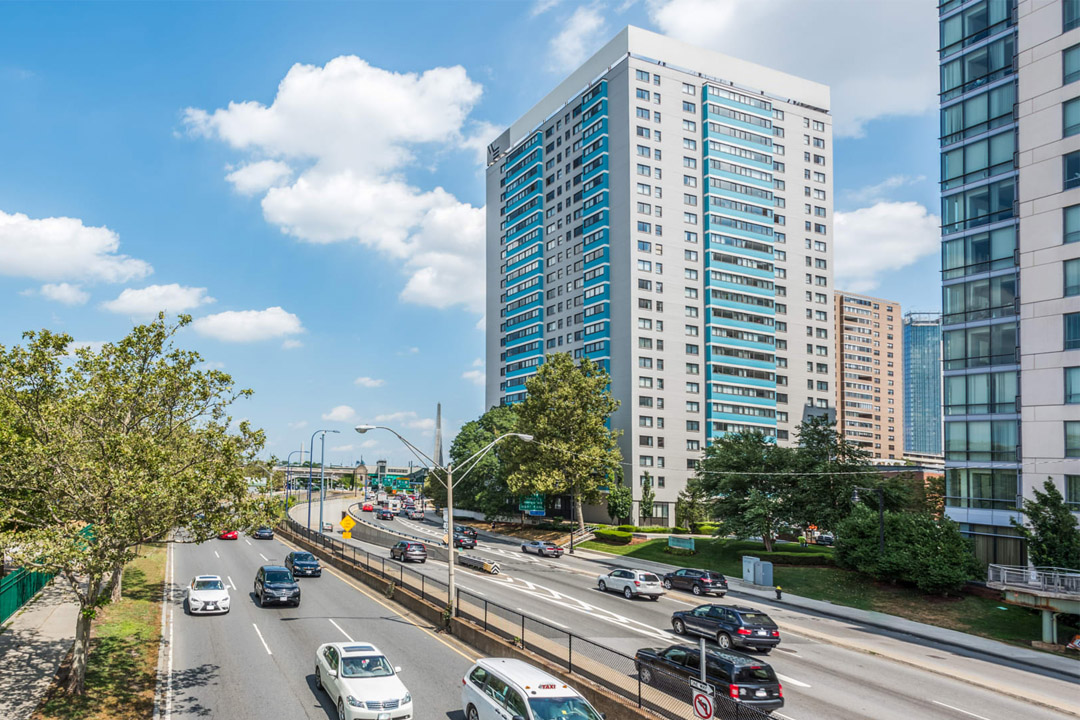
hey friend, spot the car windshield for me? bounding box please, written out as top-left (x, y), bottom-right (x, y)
top-left (341, 655), bottom-right (394, 678)
top-left (735, 665), bottom-right (778, 683)
top-left (740, 613), bottom-right (774, 625)
top-left (640, 573), bottom-right (660, 583)
top-left (528, 697), bottom-right (603, 720)
top-left (294, 553), bottom-right (316, 562)
top-left (542, 542), bottom-right (557, 547)
top-left (265, 571), bottom-right (293, 583)
top-left (193, 579), bottom-right (224, 591)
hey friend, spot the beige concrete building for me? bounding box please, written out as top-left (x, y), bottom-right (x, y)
top-left (834, 291), bottom-right (903, 461)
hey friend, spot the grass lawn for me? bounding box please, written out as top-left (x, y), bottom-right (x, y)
top-left (34, 544), bottom-right (166, 720)
top-left (579, 537), bottom-right (1073, 650)
top-left (454, 519), bottom-right (581, 544)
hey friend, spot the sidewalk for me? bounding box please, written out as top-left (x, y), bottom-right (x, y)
top-left (570, 545), bottom-right (1080, 680)
top-left (0, 578), bottom-right (79, 720)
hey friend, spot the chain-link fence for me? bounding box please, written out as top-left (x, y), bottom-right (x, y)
top-left (455, 588), bottom-right (775, 720)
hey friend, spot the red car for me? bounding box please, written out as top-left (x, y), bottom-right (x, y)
top-left (218, 530), bottom-right (238, 540)
top-left (362, 503), bottom-right (374, 512)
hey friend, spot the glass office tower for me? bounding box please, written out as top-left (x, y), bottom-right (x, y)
top-left (903, 313), bottom-right (942, 457)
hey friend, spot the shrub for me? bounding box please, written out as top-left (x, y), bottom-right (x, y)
top-left (693, 522), bottom-right (720, 535)
top-left (744, 551), bottom-right (834, 566)
top-left (665, 546), bottom-right (697, 556)
top-left (593, 528), bottom-right (633, 545)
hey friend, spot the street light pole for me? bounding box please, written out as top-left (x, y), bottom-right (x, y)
top-left (319, 430), bottom-right (339, 532)
top-left (286, 449), bottom-right (305, 508)
top-left (307, 429), bottom-right (339, 532)
top-left (355, 424), bottom-right (531, 613)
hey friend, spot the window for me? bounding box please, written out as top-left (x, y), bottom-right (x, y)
top-left (1068, 476), bottom-right (1080, 509)
top-left (682, 101), bottom-right (696, 112)
top-left (1066, 367), bottom-right (1080, 404)
top-left (1067, 151), bottom-right (1080, 190)
top-left (1067, 422), bottom-right (1080, 458)
top-left (1068, 0), bottom-right (1080, 32)
top-left (1066, 98), bottom-right (1080, 138)
top-left (1067, 312), bottom-right (1080, 350)
top-left (636, 88), bottom-right (651, 100)
top-left (1067, 45), bottom-right (1080, 85)
top-left (636, 69), bottom-right (650, 82)
top-left (682, 83), bottom-right (696, 95)
top-left (683, 119), bottom-right (697, 132)
top-left (1066, 258), bottom-right (1080, 296)
top-left (684, 156), bottom-right (698, 169)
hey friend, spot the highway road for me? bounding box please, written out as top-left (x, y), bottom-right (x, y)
top-left (162, 529), bottom-right (478, 719)
top-left (300, 497), bottom-right (1080, 720)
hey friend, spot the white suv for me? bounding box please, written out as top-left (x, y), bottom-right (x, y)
top-left (596, 569), bottom-right (664, 600)
top-left (314, 642), bottom-right (413, 720)
top-left (461, 658), bottom-right (604, 720)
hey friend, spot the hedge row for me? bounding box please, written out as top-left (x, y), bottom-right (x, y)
top-left (614, 524), bottom-right (692, 534)
top-left (740, 551), bottom-right (834, 566)
top-left (593, 528), bottom-right (634, 544)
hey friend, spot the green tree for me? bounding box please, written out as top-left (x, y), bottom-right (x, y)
top-left (1011, 478), bottom-right (1080, 568)
top-left (675, 477), bottom-right (710, 530)
top-left (792, 415), bottom-right (880, 533)
top-left (506, 354), bottom-right (621, 531)
top-left (835, 506), bottom-right (980, 594)
top-left (696, 432), bottom-right (796, 551)
top-left (606, 480), bottom-right (633, 525)
top-left (639, 473), bottom-right (655, 524)
top-left (447, 405), bottom-right (520, 521)
top-left (0, 316), bottom-right (269, 695)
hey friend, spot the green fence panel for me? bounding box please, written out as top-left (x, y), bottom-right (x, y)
top-left (0, 568), bottom-right (55, 625)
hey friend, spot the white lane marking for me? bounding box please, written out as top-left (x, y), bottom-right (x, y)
top-left (517, 607), bottom-right (569, 629)
top-left (252, 623), bottom-right (273, 655)
top-left (458, 585), bottom-right (485, 597)
top-left (775, 673), bottom-right (811, 688)
top-left (259, 553), bottom-right (269, 562)
top-left (244, 538), bottom-right (252, 546)
top-left (214, 550), bottom-right (220, 559)
top-left (152, 539), bottom-right (175, 720)
top-left (773, 713), bottom-right (800, 720)
top-left (932, 701), bottom-right (992, 720)
top-left (226, 575), bottom-right (236, 590)
top-left (476, 574), bottom-right (679, 642)
top-left (329, 619), bottom-right (354, 642)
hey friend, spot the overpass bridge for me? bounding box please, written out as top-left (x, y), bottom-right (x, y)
top-left (987, 564), bottom-right (1080, 644)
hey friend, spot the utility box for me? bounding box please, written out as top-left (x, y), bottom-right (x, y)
top-left (754, 560), bottom-right (774, 587)
top-left (742, 556), bottom-right (760, 583)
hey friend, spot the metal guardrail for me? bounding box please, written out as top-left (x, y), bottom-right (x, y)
top-left (458, 554), bottom-right (500, 574)
top-left (348, 502), bottom-right (446, 547)
top-left (455, 588), bottom-right (776, 720)
top-left (987, 564), bottom-right (1080, 595)
top-left (0, 568), bottom-right (55, 625)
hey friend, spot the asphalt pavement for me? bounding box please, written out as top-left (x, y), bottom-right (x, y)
top-left (310, 497), bottom-right (1080, 720)
top-left (163, 529), bottom-right (478, 719)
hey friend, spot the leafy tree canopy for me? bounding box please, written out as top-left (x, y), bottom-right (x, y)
top-left (1011, 478), bottom-right (1080, 569)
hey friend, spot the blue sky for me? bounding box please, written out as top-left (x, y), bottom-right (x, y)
top-left (0, 0), bottom-right (941, 466)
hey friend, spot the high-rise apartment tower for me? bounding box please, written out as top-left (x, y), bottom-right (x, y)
top-left (939, 0), bottom-right (1080, 563)
top-left (903, 312), bottom-right (943, 457)
top-left (486, 27), bottom-right (835, 525)
top-left (833, 291), bottom-right (903, 461)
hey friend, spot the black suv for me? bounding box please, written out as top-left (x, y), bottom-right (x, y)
top-left (671, 604), bottom-right (780, 653)
top-left (285, 551), bottom-right (321, 577)
top-left (253, 565), bottom-right (301, 607)
top-left (252, 527), bottom-right (274, 540)
top-left (634, 644), bottom-right (783, 713)
top-left (661, 568), bottom-right (728, 597)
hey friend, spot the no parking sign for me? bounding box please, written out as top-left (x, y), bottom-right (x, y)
top-left (692, 691), bottom-right (714, 719)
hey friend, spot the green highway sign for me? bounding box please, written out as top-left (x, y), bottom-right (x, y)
top-left (518, 493), bottom-right (545, 516)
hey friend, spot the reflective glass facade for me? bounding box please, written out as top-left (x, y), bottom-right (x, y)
top-left (903, 313), bottom-right (943, 455)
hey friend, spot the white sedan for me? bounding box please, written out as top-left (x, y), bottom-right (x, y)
top-left (315, 642), bottom-right (414, 720)
top-left (185, 574), bottom-right (230, 614)
top-left (596, 568), bottom-right (665, 600)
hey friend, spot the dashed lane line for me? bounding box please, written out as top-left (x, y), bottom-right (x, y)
top-left (252, 623), bottom-right (273, 655)
top-left (226, 575), bottom-right (236, 590)
top-left (932, 701), bottom-right (993, 720)
top-left (329, 618), bottom-right (354, 642)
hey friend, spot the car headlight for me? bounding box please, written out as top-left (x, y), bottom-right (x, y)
top-left (189, 597), bottom-right (202, 605)
top-left (346, 695), bottom-right (365, 707)
top-left (403, 692), bottom-right (412, 704)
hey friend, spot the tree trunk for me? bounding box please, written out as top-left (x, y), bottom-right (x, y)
top-left (573, 491), bottom-right (585, 533)
top-left (109, 564), bottom-right (123, 603)
top-left (763, 533), bottom-right (773, 552)
top-left (65, 608), bottom-right (93, 695)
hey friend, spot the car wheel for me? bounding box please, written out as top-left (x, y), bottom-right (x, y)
top-left (759, 648), bottom-right (772, 655)
top-left (336, 698), bottom-right (346, 720)
top-left (716, 591), bottom-right (727, 598)
top-left (256, 592), bottom-right (263, 608)
top-left (467, 705), bottom-right (480, 720)
top-left (639, 664), bottom-right (654, 684)
top-left (662, 579), bottom-right (673, 590)
top-left (183, 599), bottom-right (190, 615)
top-left (623, 586), bottom-right (633, 599)
top-left (598, 580), bottom-right (606, 592)
top-left (717, 632), bottom-right (733, 649)
top-left (315, 666), bottom-right (323, 691)
top-left (522, 545), bottom-right (528, 553)
top-left (673, 618), bottom-right (686, 634)
top-left (420, 559), bottom-right (426, 564)
top-left (651, 595), bottom-right (660, 601)
top-left (692, 584), bottom-right (703, 596)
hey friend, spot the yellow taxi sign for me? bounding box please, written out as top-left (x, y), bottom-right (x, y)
top-left (340, 515), bottom-right (356, 531)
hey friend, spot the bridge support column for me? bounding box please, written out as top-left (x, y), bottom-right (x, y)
top-left (1041, 609), bottom-right (1057, 644)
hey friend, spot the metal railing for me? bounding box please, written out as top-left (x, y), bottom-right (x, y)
top-left (987, 564), bottom-right (1080, 595)
top-left (0, 567), bottom-right (55, 625)
top-left (455, 588), bottom-right (775, 720)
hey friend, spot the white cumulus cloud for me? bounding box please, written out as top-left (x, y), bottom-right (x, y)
top-left (548, 5), bottom-right (608, 73)
top-left (833, 201), bottom-right (940, 294)
top-left (355, 376), bottom-right (385, 388)
top-left (329, 444), bottom-right (355, 452)
top-left (374, 410), bottom-right (435, 432)
top-left (462, 369), bottom-right (485, 386)
top-left (322, 405), bottom-right (356, 422)
top-left (647, 0), bottom-right (937, 137)
top-left (101, 283), bottom-right (215, 316)
top-left (39, 283), bottom-right (89, 305)
top-left (282, 339), bottom-right (303, 349)
top-left (184, 56), bottom-right (489, 313)
top-left (191, 306), bottom-right (304, 342)
top-left (0, 209), bottom-right (151, 284)
top-left (225, 160), bottom-right (293, 196)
